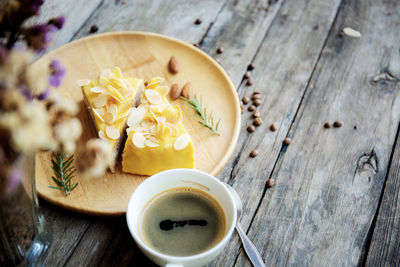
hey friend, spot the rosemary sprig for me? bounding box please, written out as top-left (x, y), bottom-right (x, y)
top-left (48, 153), bottom-right (78, 196)
top-left (181, 94), bottom-right (221, 135)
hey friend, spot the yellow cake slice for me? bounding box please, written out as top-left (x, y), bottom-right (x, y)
top-left (122, 77), bottom-right (194, 175)
top-left (79, 67), bottom-right (143, 172)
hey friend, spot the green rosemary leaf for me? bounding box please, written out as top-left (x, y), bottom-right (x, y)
top-left (48, 186), bottom-right (63, 191)
top-left (180, 94), bottom-right (221, 135)
top-left (51, 176), bottom-right (63, 187)
top-left (70, 183), bottom-right (79, 191)
top-left (49, 153), bottom-right (78, 196)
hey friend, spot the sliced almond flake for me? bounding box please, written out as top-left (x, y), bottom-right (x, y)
top-left (92, 108), bottom-right (105, 122)
top-left (343, 27), bottom-right (361, 38)
top-left (165, 122), bottom-right (178, 136)
top-left (148, 136), bottom-right (159, 143)
top-left (95, 108), bottom-right (105, 116)
top-left (151, 103), bottom-right (167, 113)
top-left (141, 120), bottom-right (153, 128)
top-left (93, 94), bottom-right (107, 108)
top-left (76, 79), bottom-right (91, 86)
top-left (101, 69), bottom-right (113, 79)
top-left (113, 66), bottom-right (122, 78)
top-left (90, 86), bottom-right (106, 93)
top-left (174, 134), bottom-right (190, 151)
top-left (132, 132), bottom-right (145, 148)
top-left (107, 103), bottom-right (118, 117)
top-left (104, 84), bottom-right (124, 103)
top-left (103, 112), bottom-right (115, 124)
top-left (110, 78), bottom-right (126, 89)
top-left (145, 139), bottom-right (159, 147)
top-left (144, 89), bottom-right (163, 105)
top-left (157, 86), bottom-right (169, 96)
top-left (127, 106), bottom-right (146, 127)
top-left (105, 126), bottom-right (120, 140)
top-left (150, 125), bottom-right (157, 134)
top-left (157, 116), bottom-right (166, 123)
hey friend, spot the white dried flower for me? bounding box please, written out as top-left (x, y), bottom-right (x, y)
top-left (53, 118), bottom-right (82, 153)
top-left (76, 138), bottom-right (114, 178)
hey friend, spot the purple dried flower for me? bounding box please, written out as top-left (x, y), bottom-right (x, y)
top-left (20, 85), bottom-right (34, 101)
top-left (37, 88), bottom-right (49, 100)
top-left (49, 60), bottom-right (66, 87)
top-left (29, 0), bottom-right (45, 14)
top-left (48, 16), bottom-right (65, 29)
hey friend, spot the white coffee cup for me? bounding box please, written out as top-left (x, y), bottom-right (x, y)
top-left (126, 168), bottom-right (237, 267)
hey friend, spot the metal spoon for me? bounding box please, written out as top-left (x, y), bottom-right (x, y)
top-left (224, 183), bottom-right (266, 267)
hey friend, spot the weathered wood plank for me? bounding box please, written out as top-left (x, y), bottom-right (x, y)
top-left (73, 0), bottom-right (226, 45)
top-left (235, 0), bottom-right (400, 266)
top-left (200, 0), bottom-right (284, 86)
top-left (27, 0), bottom-right (103, 50)
top-left (211, 0), bottom-right (343, 265)
top-left (365, 128), bottom-right (400, 266)
top-left (39, 201), bottom-right (91, 266)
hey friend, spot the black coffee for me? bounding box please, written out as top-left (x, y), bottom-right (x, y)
top-left (140, 187), bottom-right (226, 256)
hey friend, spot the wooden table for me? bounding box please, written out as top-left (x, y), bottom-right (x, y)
top-left (36, 0), bottom-right (399, 266)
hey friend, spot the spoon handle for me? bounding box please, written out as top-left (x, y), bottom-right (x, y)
top-left (236, 223), bottom-right (266, 267)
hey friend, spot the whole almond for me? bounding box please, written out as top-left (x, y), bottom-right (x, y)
top-left (181, 82), bottom-right (192, 98)
top-left (170, 83), bottom-right (181, 100)
top-left (168, 56), bottom-right (179, 74)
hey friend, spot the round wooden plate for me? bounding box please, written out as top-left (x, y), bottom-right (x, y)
top-left (34, 32), bottom-right (240, 216)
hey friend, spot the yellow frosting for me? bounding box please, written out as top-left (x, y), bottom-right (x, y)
top-left (122, 77), bottom-right (194, 175)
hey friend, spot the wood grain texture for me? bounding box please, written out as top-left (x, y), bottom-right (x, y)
top-left (34, 32), bottom-right (240, 215)
top-left (73, 0), bottom-right (226, 45)
top-left (235, 0), bottom-right (400, 266)
top-left (27, 0), bottom-right (103, 50)
top-left (212, 0), bottom-right (342, 265)
top-left (200, 0), bottom-right (284, 87)
top-left (365, 128), bottom-right (400, 266)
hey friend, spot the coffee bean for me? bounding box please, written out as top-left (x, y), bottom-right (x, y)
top-left (244, 71), bottom-right (251, 79)
top-left (253, 111), bottom-right (260, 118)
top-left (253, 118), bottom-right (262, 127)
top-left (247, 63), bottom-right (255, 70)
top-left (246, 78), bottom-right (253, 86)
top-left (181, 82), bottom-right (192, 98)
top-left (266, 178), bottom-right (275, 188)
top-left (253, 99), bottom-right (262, 106)
top-left (217, 47), bottom-right (224, 54)
top-left (194, 18), bottom-right (202, 25)
top-left (89, 25), bottom-right (98, 33)
top-left (252, 94), bottom-right (261, 101)
top-left (250, 150), bottom-right (259, 158)
top-left (247, 125), bottom-right (255, 133)
top-left (248, 105), bottom-right (256, 112)
top-left (283, 137), bottom-right (291, 145)
top-left (269, 123), bottom-right (277, 132)
top-left (313, 25), bottom-right (319, 31)
top-left (193, 43), bottom-right (199, 48)
top-left (323, 122), bottom-right (331, 129)
top-left (252, 90), bottom-right (260, 95)
top-left (242, 96), bottom-right (250, 105)
top-left (333, 121), bottom-right (343, 128)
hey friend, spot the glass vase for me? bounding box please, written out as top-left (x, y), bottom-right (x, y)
top-left (0, 152), bottom-right (52, 266)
